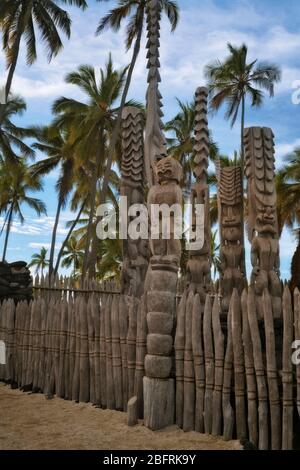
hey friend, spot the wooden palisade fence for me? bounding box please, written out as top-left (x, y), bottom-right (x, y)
top-left (0, 277), bottom-right (300, 449)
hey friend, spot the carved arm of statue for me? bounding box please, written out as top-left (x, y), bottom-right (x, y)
top-left (251, 237), bottom-right (259, 269)
top-left (240, 246), bottom-right (246, 276)
top-left (220, 249), bottom-right (227, 279)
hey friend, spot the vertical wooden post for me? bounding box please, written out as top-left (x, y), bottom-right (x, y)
top-left (134, 294), bottom-right (147, 417)
top-left (175, 292), bottom-right (187, 428)
top-left (222, 295), bottom-right (234, 441)
top-left (119, 295), bottom-right (128, 411)
top-left (282, 285), bottom-right (293, 450)
top-left (203, 294), bottom-right (214, 434)
top-left (79, 297), bottom-right (90, 403)
top-left (99, 293), bottom-right (107, 408)
top-left (192, 293), bottom-right (205, 433)
top-left (32, 298), bottom-right (41, 392)
top-left (212, 294), bottom-right (224, 436)
top-left (63, 297), bottom-right (72, 400)
top-left (92, 294), bottom-right (101, 406)
top-left (231, 288), bottom-right (247, 440)
top-left (25, 299), bottom-right (34, 389)
top-left (111, 294), bottom-right (123, 410)
top-left (72, 297), bottom-right (80, 402)
top-left (15, 302), bottom-right (23, 387)
top-left (127, 296), bottom-right (138, 401)
top-left (68, 297), bottom-right (76, 400)
top-left (247, 286), bottom-right (268, 450)
top-left (105, 294), bottom-right (115, 409)
top-left (144, 266), bottom-right (177, 430)
top-left (87, 296), bottom-right (96, 404)
top-left (41, 298), bottom-right (47, 392)
top-left (183, 291), bottom-right (195, 431)
top-left (6, 299), bottom-right (15, 385)
top-left (263, 288), bottom-right (281, 449)
top-left (241, 289), bottom-right (258, 447)
top-left (57, 299), bottom-right (68, 398)
top-left (21, 301), bottom-right (31, 389)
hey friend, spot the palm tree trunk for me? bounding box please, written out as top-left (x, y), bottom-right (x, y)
top-left (99, 17), bottom-right (144, 204)
top-left (2, 204), bottom-right (13, 262)
top-left (54, 200), bottom-right (86, 275)
top-left (0, 210), bottom-right (10, 237)
top-left (87, 228), bottom-right (98, 278)
top-left (82, 143), bottom-right (103, 280)
top-left (0, 31), bottom-right (22, 124)
top-left (240, 94), bottom-right (246, 275)
top-left (48, 197), bottom-right (63, 278)
top-left (82, 186), bottom-right (96, 277)
top-left (241, 94), bottom-right (245, 170)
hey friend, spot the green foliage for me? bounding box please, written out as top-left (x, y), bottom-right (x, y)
top-left (28, 247), bottom-right (49, 276)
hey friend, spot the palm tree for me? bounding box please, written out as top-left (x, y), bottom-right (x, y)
top-left (205, 43), bottom-right (281, 168)
top-left (97, 237), bottom-right (122, 280)
top-left (28, 247), bottom-right (49, 277)
top-left (278, 148), bottom-right (300, 285)
top-left (290, 229), bottom-right (300, 292)
top-left (276, 149), bottom-right (300, 235)
top-left (0, 95), bottom-right (34, 163)
top-left (31, 125), bottom-right (77, 277)
top-left (0, 0), bottom-right (87, 109)
top-left (95, 0), bottom-right (179, 203)
top-left (0, 159), bottom-right (46, 261)
top-left (61, 236), bottom-right (84, 278)
top-left (165, 98), bottom-right (219, 192)
top-left (53, 165), bottom-right (91, 275)
top-left (52, 55), bottom-right (128, 277)
top-left (275, 170), bottom-right (296, 237)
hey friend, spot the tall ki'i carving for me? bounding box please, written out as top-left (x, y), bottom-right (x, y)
top-left (217, 165), bottom-right (246, 313)
top-left (173, 87), bottom-right (211, 432)
top-left (186, 87), bottom-right (211, 302)
top-left (144, 155), bottom-right (183, 430)
top-left (142, 0), bottom-right (183, 431)
top-left (244, 127), bottom-right (282, 318)
top-left (144, 0), bottom-right (167, 187)
top-left (120, 106), bottom-right (149, 298)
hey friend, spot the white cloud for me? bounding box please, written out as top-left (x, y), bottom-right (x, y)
top-left (0, 215), bottom-right (69, 238)
top-left (275, 138), bottom-right (300, 161)
top-left (1, 0), bottom-right (299, 105)
top-left (29, 242), bottom-right (61, 250)
top-left (10, 75), bottom-right (72, 99)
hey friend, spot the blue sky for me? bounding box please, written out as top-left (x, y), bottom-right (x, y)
top-left (0, 0), bottom-right (299, 278)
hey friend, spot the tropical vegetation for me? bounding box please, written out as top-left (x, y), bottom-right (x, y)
top-left (0, 1), bottom-right (299, 285)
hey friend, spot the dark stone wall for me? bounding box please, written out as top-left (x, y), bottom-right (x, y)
top-left (0, 261), bottom-right (32, 302)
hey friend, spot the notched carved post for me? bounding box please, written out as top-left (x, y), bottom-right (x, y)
top-left (175, 87), bottom-right (211, 432)
top-left (186, 87), bottom-right (211, 301)
top-left (144, 0), bottom-right (167, 187)
top-left (120, 106), bottom-right (149, 299)
top-left (119, 106), bottom-right (149, 416)
top-left (244, 127), bottom-right (282, 319)
top-left (217, 165), bottom-right (246, 313)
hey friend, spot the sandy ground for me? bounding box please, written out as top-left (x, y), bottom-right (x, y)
top-left (0, 383), bottom-right (241, 450)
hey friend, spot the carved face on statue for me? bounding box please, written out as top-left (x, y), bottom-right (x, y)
top-left (221, 203), bottom-right (242, 242)
top-left (255, 205), bottom-right (277, 235)
top-left (155, 156), bottom-right (182, 185)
